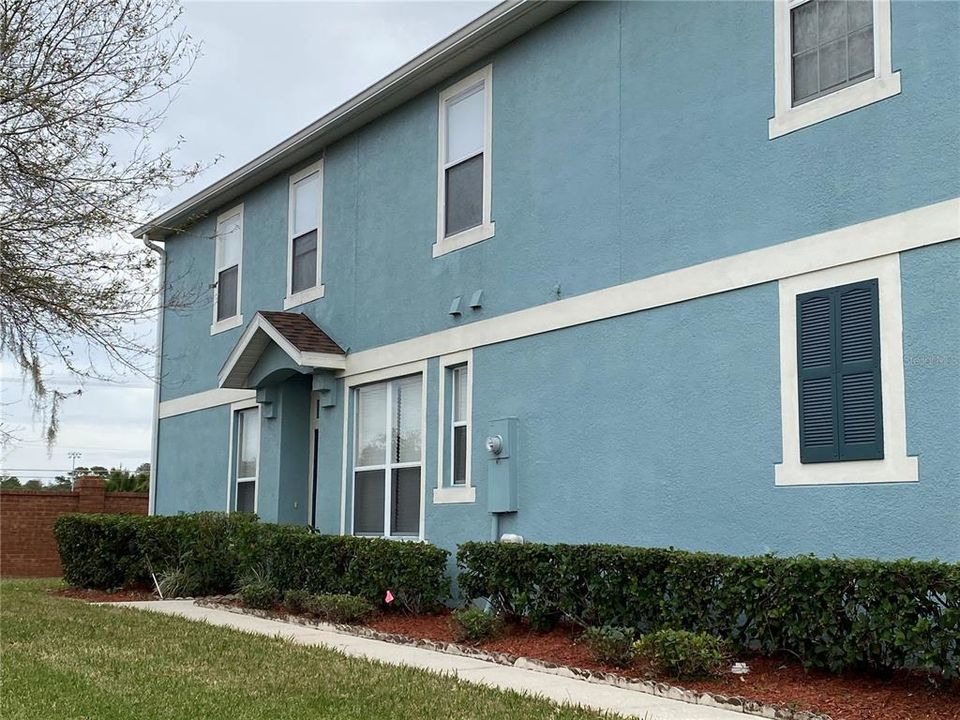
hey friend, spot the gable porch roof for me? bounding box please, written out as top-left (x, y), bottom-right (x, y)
top-left (219, 311), bottom-right (346, 389)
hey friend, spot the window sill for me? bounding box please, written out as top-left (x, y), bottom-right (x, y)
top-left (210, 314), bottom-right (244, 335)
top-left (774, 455), bottom-right (918, 487)
top-left (283, 284), bottom-right (325, 310)
top-left (433, 485), bottom-right (476, 504)
top-left (769, 72), bottom-right (901, 139)
top-left (354, 533), bottom-right (425, 542)
top-left (432, 222), bottom-right (495, 258)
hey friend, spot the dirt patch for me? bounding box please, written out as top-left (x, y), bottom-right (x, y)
top-left (51, 586), bottom-right (155, 603)
top-left (368, 611), bottom-right (960, 720)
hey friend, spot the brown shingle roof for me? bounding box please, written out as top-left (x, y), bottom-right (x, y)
top-left (258, 311), bottom-right (345, 355)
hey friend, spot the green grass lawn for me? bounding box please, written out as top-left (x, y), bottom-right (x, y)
top-left (1, 579), bottom-right (619, 720)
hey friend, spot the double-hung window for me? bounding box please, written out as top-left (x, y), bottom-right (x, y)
top-left (353, 375), bottom-right (423, 537)
top-left (285, 161), bottom-right (323, 309)
top-left (770, 0), bottom-right (900, 138)
top-left (451, 365), bottom-right (469, 485)
top-left (211, 205), bottom-right (243, 334)
top-left (233, 406), bottom-right (259, 513)
top-left (434, 351), bottom-right (475, 504)
top-left (434, 65), bottom-right (494, 257)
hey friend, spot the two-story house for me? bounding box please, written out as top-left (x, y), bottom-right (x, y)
top-left (136, 0), bottom-right (960, 561)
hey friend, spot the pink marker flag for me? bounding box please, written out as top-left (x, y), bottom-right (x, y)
top-left (385, 590), bottom-right (395, 604)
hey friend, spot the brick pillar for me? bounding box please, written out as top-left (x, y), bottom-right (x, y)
top-left (74, 476), bottom-right (106, 513)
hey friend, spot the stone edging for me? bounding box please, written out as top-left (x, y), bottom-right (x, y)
top-left (194, 597), bottom-right (830, 720)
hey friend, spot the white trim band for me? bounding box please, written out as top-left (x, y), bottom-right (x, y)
top-left (159, 388), bottom-right (256, 419)
top-left (346, 198), bottom-right (960, 375)
top-left (158, 198), bottom-right (960, 419)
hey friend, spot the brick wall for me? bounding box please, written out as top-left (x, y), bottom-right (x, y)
top-left (0, 476), bottom-right (148, 578)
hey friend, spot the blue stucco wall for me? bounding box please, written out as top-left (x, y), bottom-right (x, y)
top-left (422, 242), bottom-right (959, 561)
top-left (156, 241), bottom-right (959, 559)
top-left (155, 405), bottom-right (230, 515)
top-left (159, 0), bottom-right (960, 401)
top-left (154, 1), bottom-right (959, 561)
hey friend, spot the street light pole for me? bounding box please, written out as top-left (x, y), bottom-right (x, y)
top-left (67, 451), bottom-right (82, 490)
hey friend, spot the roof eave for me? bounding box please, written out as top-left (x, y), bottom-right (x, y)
top-left (134, 0), bottom-right (575, 240)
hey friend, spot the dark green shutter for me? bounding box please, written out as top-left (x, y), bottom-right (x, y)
top-left (797, 279), bottom-right (883, 463)
top-left (797, 290), bottom-right (840, 462)
top-left (836, 280), bottom-right (884, 460)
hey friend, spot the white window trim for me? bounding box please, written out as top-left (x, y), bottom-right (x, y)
top-left (776, 253), bottom-right (917, 486)
top-left (769, 0), bottom-right (900, 139)
top-left (226, 398), bottom-right (260, 513)
top-left (433, 65), bottom-right (495, 258)
top-left (284, 160), bottom-right (325, 310)
top-left (434, 350), bottom-right (476, 504)
top-left (345, 363), bottom-right (427, 540)
top-left (211, 204), bottom-right (244, 335)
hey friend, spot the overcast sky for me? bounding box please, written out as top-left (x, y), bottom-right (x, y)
top-left (0, 1), bottom-right (495, 482)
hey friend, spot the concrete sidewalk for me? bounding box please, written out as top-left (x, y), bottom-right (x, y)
top-left (115, 600), bottom-right (745, 720)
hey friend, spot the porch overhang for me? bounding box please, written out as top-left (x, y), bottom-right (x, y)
top-left (218, 311), bottom-right (346, 389)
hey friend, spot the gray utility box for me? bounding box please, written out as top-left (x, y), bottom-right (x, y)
top-left (486, 417), bottom-right (519, 513)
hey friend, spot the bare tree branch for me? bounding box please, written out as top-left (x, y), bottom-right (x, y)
top-left (0, 0), bottom-right (212, 445)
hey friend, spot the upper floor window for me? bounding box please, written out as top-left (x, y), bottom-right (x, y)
top-left (285, 160), bottom-right (324, 309)
top-left (791, 0), bottom-right (874, 105)
top-left (211, 205), bottom-right (243, 335)
top-left (769, 0), bottom-right (900, 139)
top-left (434, 65), bottom-right (494, 258)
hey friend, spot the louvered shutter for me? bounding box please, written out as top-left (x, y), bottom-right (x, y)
top-left (797, 291), bottom-right (840, 462)
top-left (796, 279), bottom-right (884, 463)
top-left (836, 280), bottom-right (884, 460)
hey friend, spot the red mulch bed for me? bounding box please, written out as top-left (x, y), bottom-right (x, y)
top-left (50, 586), bottom-right (156, 603)
top-left (368, 611), bottom-right (960, 720)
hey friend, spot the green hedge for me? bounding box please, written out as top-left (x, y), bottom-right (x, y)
top-left (457, 542), bottom-right (960, 678)
top-left (248, 525), bottom-right (450, 613)
top-left (54, 512), bottom-right (260, 594)
top-left (54, 513), bottom-right (449, 611)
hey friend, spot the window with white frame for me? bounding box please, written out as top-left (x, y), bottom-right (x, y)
top-left (791, 0), bottom-right (875, 105)
top-left (434, 65), bottom-right (494, 257)
top-left (775, 254), bottom-right (917, 486)
top-left (285, 161), bottom-right (323, 308)
top-left (451, 365), bottom-right (469, 486)
top-left (434, 351), bottom-right (475, 504)
top-left (770, 0), bottom-right (900, 139)
top-left (211, 206), bottom-right (243, 333)
top-left (353, 375), bottom-right (423, 537)
top-left (234, 406), bottom-right (259, 512)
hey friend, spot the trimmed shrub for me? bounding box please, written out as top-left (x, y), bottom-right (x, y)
top-left (457, 542), bottom-right (960, 678)
top-left (305, 594), bottom-right (375, 624)
top-left (283, 589), bottom-right (311, 614)
top-left (250, 527), bottom-right (450, 613)
top-left (581, 626), bottom-right (636, 668)
top-left (241, 581), bottom-right (280, 610)
top-left (634, 630), bottom-right (729, 678)
top-left (54, 512), bottom-right (260, 593)
top-left (54, 514), bottom-right (450, 612)
top-left (451, 606), bottom-right (501, 643)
